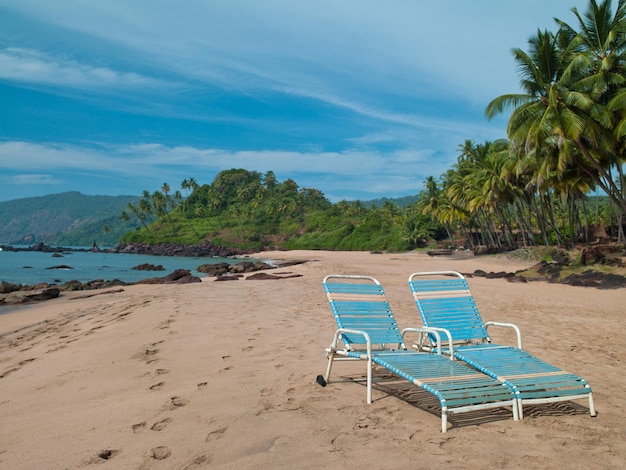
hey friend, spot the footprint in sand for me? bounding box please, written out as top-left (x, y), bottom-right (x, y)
top-left (151, 418), bottom-right (172, 431)
top-left (0, 367), bottom-right (20, 379)
top-left (158, 318), bottom-right (175, 330)
top-left (151, 446), bottom-right (171, 460)
top-left (149, 381), bottom-right (165, 391)
top-left (0, 358), bottom-right (36, 379)
top-left (205, 426), bottom-right (227, 442)
top-left (171, 396), bottom-right (189, 407)
top-left (132, 422), bottom-right (147, 433)
top-left (197, 382), bottom-right (208, 389)
top-left (163, 396), bottom-right (189, 410)
top-left (132, 342), bottom-right (163, 363)
top-left (180, 454), bottom-right (212, 468)
top-left (88, 449), bottom-right (121, 464)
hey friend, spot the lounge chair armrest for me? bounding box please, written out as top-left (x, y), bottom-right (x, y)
top-left (425, 326), bottom-right (455, 358)
top-left (402, 327), bottom-right (454, 357)
top-left (331, 328), bottom-right (372, 357)
top-left (485, 321), bottom-right (522, 349)
top-left (401, 327), bottom-right (442, 355)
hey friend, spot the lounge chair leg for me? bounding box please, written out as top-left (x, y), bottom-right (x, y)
top-left (512, 399), bottom-right (519, 421)
top-left (589, 393), bottom-right (597, 417)
top-left (518, 400), bottom-right (524, 420)
top-left (366, 356), bottom-right (372, 404)
top-left (323, 352), bottom-right (335, 384)
top-left (441, 409), bottom-right (448, 433)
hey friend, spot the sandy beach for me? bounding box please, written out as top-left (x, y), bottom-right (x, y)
top-left (1, 250), bottom-right (624, 469)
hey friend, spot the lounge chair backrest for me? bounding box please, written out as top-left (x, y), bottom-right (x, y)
top-left (408, 271), bottom-right (489, 343)
top-left (324, 274), bottom-right (404, 348)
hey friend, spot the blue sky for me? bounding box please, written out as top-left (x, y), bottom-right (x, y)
top-left (0, 0), bottom-right (590, 202)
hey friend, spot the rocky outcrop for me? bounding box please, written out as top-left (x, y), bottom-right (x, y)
top-left (0, 243), bottom-right (74, 253)
top-left (113, 241), bottom-right (253, 258)
top-left (0, 241), bottom-right (254, 258)
top-left (473, 260), bottom-right (626, 289)
top-left (197, 261), bottom-right (273, 277)
top-left (0, 281), bottom-right (21, 294)
top-left (59, 279), bottom-right (129, 291)
top-left (246, 272), bottom-right (303, 280)
top-left (561, 271), bottom-right (626, 289)
top-left (196, 262), bottom-right (230, 276)
top-left (0, 287), bottom-right (60, 305)
top-left (580, 245), bottom-right (625, 267)
top-left (0, 278), bottom-right (129, 305)
top-left (135, 269), bottom-right (201, 285)
top-left (132, 263), bottom-right (165, 271)
top-left (46, 264), bottom-right (74, 270)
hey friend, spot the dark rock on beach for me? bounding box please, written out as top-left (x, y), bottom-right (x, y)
top-left (474, 260), bottom-right (626, 289)
top-left (197, 262), bottom-right (230, 276)
top-left (245, 272), bottom-right (282, 280)
top-left (246, 272), bottom-right (303, 280)
top-left (0, 287), bottom-right (60, 305)
top-left (0, 281), bottom-right (21, 294)
top-left (580, 245), bottom-right (625, 267)
top-left (561, 271), bottom-right (626, 289)
top-left (197, 261), bottom-right (274, 278)
top-left (135, 269), bottom-right (201, 285)
top-left (25, 287), bottom-right (60, 302)
top-left (60, 280), bottom-right (87, 291)
top-left (57, 279), bottom-right (129, 291)
top-left (214, 274), bottom-right (243, 281)
top-left (0, 278), bottom-right (130, 305)
top-left (231, 261), bottom-right (272, 273)
top-left (484, 271), bottom-right (513, 279)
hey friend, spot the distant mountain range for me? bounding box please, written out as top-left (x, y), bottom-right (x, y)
top-left (0, 192), bottom-right (140, 247)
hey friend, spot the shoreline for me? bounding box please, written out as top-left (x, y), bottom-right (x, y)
top-left (1, 250), bottom-right (624, 468)
top-left (4, 245), bottom-right (625, 311)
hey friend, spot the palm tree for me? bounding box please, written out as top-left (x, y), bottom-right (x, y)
top-left (419, 176), bottom-right (441, 216)
top-left (419, 176), bottom-right (456, 245)
top-left (487, 2), bottom-right (626, 217)
top-left (558, 0), bottom-right (626, 216)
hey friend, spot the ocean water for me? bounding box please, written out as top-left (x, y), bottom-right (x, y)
top-left (0, 248), bottom-right (251, 285)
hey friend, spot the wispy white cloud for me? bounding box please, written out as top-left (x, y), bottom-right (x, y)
top-left (0, 47), bottom-right (165, 90)
top-left (1, 0), bottom-right (591, 102)
top-left (11, 174), bottom-right (64, 185)
top-left (0, 140), bottom-right (449, 200)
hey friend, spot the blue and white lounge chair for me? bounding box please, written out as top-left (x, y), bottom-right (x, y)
top-left (319, 274), bottom-right (519, 432)
top-left (408, 271), bottom-right (596, 419)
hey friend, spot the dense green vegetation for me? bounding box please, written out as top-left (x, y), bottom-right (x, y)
top-left (120, 170), bottom-right (438, 251)
top-left (121, 1), bottom-right (626, 252)
top-left (118, 167), bottom-right (617, 252)
top-left (0, 192), bottom-right (139, 246)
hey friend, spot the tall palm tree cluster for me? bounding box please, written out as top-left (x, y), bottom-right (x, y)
top-left (421, 0), bottom-right (626, 249)
top-left (120, 180), bottom-right (196, 236)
